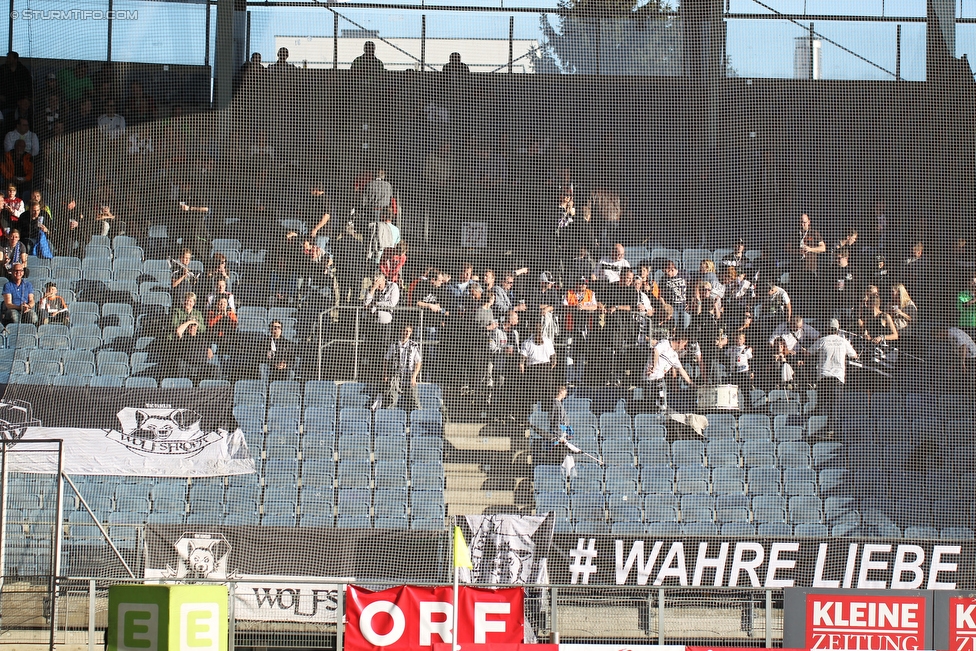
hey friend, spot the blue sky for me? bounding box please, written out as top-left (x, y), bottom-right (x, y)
top-left (8, 0), bottom-right (974, 80)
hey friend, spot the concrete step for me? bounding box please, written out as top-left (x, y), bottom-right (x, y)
top-left (445, 422), bottom-right (512, 452)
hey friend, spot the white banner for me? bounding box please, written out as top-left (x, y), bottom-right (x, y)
top-left (9, 405), bottom-right (255, 477)
top-left (233, 579), bottom-right (340, 623)
top-left (464, 514), bottom-right (553, 585)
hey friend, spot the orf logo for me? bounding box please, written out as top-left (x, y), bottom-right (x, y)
top-left (116, 603), bottom-right (159, 651)
top-left (950, 598), bottom-right (976, 651)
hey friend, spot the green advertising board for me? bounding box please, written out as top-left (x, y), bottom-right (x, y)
top-left (107, 584), bottom-right (228, 651)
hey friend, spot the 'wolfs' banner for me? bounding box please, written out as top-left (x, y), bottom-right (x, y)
top-left (144, 525), bottom-right (449, 622)
top-left (0, 386), bottom-right (255, 477)
top-left (463, 514), bottom-right (554, 585)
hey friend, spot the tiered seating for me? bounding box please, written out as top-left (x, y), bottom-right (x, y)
top-left (531, 389), bottom-right (975, 540)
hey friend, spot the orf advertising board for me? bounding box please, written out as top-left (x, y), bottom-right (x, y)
top-left (931, 591), bottom-right (976, 651)
top-left (345, 585), bottom-right (524, 651)
top-left (783, 588), bottom-right (932, 650)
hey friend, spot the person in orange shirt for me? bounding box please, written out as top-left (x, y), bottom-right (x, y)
top-left (0, 138), bottom-right (31, 191)
top-left (563, 277), bottom-right (599, 386)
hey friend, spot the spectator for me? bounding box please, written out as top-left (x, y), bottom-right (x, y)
top-left (366, 207), bottom-right (400, 267)
top-left (490, 310), bottom-right (522, 405)
top-left (125, 81), bottom-right (157, 124)
top-left (492, 270), bottom-right (527, 320)
top-left (722, 238), bottom-right (749, 269)
top-left (563, 276), bottom-right (598, 385)
top-left (1, 184), bottom-right (22, 228)
top-left (825, 245), bottom-right (858, 320)
top-left (808, 319), bottom-right (859, 439)
top-left (363, 273), bottom-right (400, 377)
top-left (447, 262), bottom-right (477, 311)
top-left (170, 248), bottom-right (199, 301)
top-left (203, 253), bottom-right (231, 292)
top-left (38, 281), bottom-right (68, 325)
top-left (528, 271), bottom-right (559, 341)
top-left (835, 225), bottom-right (864, 272)
top-left (697, 259), bottom-right (721, 288)
top-left (644, 333), bottom-right (696, 411)
top-left (332, 220), bottom-right (366, 303)
top-left (1, 229), bottom-right (27, 274)
top-left (362, 169), bottom-right (394, 222)
top-left (1, 138), bottom-right (32, 191)
top-left (660, 259), bottom-right (691, 330)
top-left (206, 278), bottom-right (237, 314)
top-left (58, 61), bottom-right (93, 107)
top-left (171, 292), bottom-right (206, 338)
top-left (351, 41), bottom-right (385, 75)
top-left (870, 255), bottom-right (892, 296)
top-left (1, 263), bottom-right (35, 324)
top-left (937, 326), bottom-right (976, 380)
top-left (0, 52), bottom-right (32, 120)
top-left (589, 188), bottom-right (621, 258)
top-left (378, 323), bottom-right (422, 411)
top-left (567, 245), bottom-right (597, 287)
top-left (761, 280), bottom-right (793, 325)
top-left (787, 212), bottom-right (825, 308)
top-left (97, 99), bottom-right (126, 140)
top-left (3, 118), bottom-right (39, 157)
top-left (769, 315), bottom-right (820, 354)
top-left (862, 294), bottom-right (898, 346)
top-left (235, 52), bottom-right (266, 91)
top-left (206, 295), bottom-right (238, 339)
top-left (594, 243), bottom-right (630, 284)
top-left (264, 320), bottom-right (295, 381)
top-left (42, 93), bottom-right (61, 137)
top-left (443, 52), bottom-right (470, 75)
top-left (269, 47), bottom-right (296, 73)
top-left (902, 241), bottom-right (927, 292)
top-left (726, 331), bottom-right (753, 388)
top-left (174, 320), bottom-right (218, 385)
top-left (520, 321), bottom-right (556, 417)
top-left (770, 337), bottom-right (795, 390)
top-left (9, 96), bottom-right (29, 129)
top-left (22, 201), bottom-right (52, 258)
top-left (67, 97), bottom-right (96, 132)
top-left (888, 283), bottom-right (917, 338)
top-left (413, 267), bottom-right (450, 380)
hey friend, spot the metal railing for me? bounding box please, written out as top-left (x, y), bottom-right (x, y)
top-left (317, 304), bottom-right (429, 382)
top-left (12, 576), bottom-right (785, 650)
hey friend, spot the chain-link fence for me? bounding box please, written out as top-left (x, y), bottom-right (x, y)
top-left (3, 577), bottom-right (785, 649)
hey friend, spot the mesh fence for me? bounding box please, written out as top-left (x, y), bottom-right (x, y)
top-left (0, 0), bottom-right (972, 646)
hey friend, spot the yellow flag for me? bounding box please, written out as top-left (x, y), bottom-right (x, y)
top-left (453, 526), bottom-right (473, 569)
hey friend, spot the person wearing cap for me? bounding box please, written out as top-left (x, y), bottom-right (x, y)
top-left (808, 319), bottom-right (859, 438)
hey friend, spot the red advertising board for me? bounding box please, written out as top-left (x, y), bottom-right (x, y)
top-left (950, 597), bottom-right (976, 651)
top-left (805, 593), bottom-right (927, 650)
top-left (346, 585), bottom-right (524, 651)
top-left (687, 648), bottom-right (805, 651)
